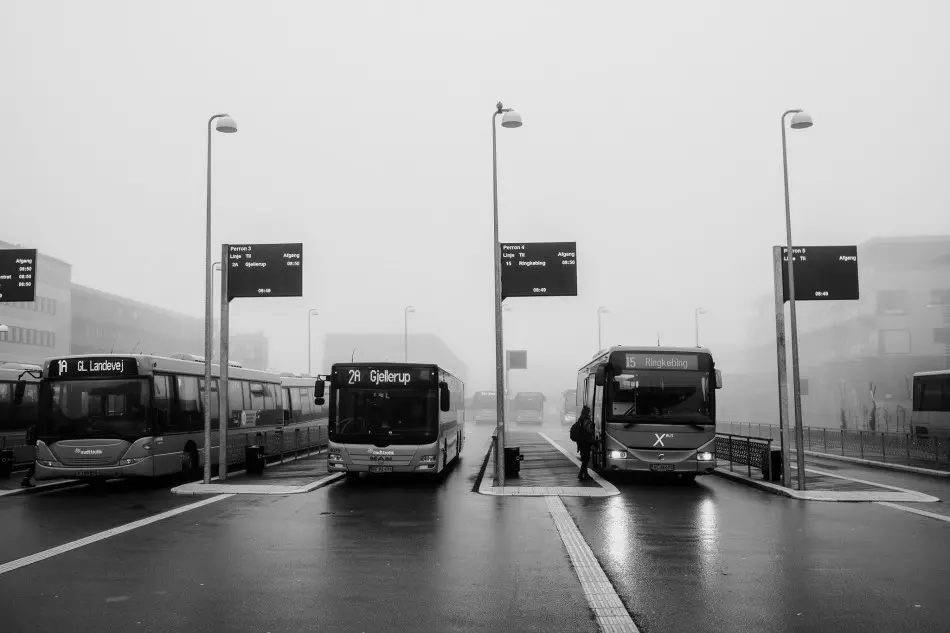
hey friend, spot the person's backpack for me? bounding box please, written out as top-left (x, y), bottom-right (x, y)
top-left (569, 420), bottom-right (582, 442)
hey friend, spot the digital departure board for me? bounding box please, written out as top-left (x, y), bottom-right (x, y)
top-left (780, 245), bottom-right (859, 302)
top-left (0, 248), bottom-right (37, 302)
top-left (500, 242), bottom-right (577, 300)
top-left (227, 243), bottom-right (303, 300)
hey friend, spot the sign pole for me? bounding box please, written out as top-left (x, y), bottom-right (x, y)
top-left (219, 244), bottom-right (231, 481)
top-left (773, 246), bottom-right (791, 487)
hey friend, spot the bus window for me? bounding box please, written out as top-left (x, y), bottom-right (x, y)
top-left (198, 378), bottom-right (220, 426)
top-left (228, 381), bottom-right (245, 427)
top-left (152, 375), bottom-right (171, 432)
top-left (290, 387), bottom-right (303, 421)
top-left (174, 376), bottom-right (203, 432)
top-left (249, 382), bottom-right (264, 412)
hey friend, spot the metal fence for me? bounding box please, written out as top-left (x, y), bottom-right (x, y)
top-left (718, 422), bottom-right (947, 468)
top-left (1, 418), bottom-right (329, 471)
top-left (715, 433), bottom-right (774, 477)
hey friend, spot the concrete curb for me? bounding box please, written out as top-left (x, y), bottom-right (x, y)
top-left (713, 467), bottom-right (939, 502)
top-left (171, 472), bottom-right (345, 496)
top-left (0, 479), bottom-right (82, 498)
top-left (802, 449), bottom-right (950, 478)
top-left (476, 433), bottom-right (619, 497)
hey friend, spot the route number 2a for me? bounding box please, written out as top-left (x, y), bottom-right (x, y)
top-left (348, 369), bottom-right (362, 384)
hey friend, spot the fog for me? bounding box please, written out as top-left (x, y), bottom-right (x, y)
top-left (3, 0), bottom-right (949, 396)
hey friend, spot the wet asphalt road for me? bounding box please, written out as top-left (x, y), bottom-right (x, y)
top-left (0, 421), bottom-right (948, 632)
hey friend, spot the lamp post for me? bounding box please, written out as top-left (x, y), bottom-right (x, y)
top-left (307, 309), bottom-right (319, 375)
top-left (404, 306), bottom-right (416, 362)
top-left (695, 307), bottom-right (706, 347)
top-left (203, 113), bottom-right (237, 485)
top-left (491, 101), bottom-right (522, 487)
top-left (781, 108), bottom-right (813, 491)
top-left (210, 262), bottom-right (221, 360)
top-left (597, 306), bottom-right (609, 350)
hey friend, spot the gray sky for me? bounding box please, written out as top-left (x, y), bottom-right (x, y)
top-left (3, 0), bottom-right (949, 390)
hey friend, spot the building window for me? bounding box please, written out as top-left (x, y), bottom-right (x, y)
top-left (877, 290), bottom-right (907, 314)
top-left (879, 329), bottom-right (911, 355)
top-left (930, 289), bottom-right (950, 306)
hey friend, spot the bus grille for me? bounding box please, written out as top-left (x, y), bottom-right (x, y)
top-left (58, 454), bottom-right (119, 467)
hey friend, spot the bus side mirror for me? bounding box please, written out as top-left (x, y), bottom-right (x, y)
top-left (314, 380), bottom-right (325, 399)
top-left (14, 381), bottom-right (26, 405)
top-left (594, 366), bottom-right (606, 387)
top-left (314, 397), bottom-right (325, 406)
top-left (439, 381), bottom-right (450, 412)
top-left (715, 369), bottom-right (722, 390)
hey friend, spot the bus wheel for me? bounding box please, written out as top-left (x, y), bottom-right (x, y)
top-left (181, 447), bottom-right (200, 481)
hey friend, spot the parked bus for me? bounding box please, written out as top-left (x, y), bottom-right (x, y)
top-left (279, 373), bottom-right (328, 424)
top-left (512, 391), bottom-right (545, 425)
top-left (17, 353), bottom-right (326, 482)
top-left (911, 370), bottom-right (950, 440)
top-left (0, 363), bottom-right (41, 467)
top-left (323, 362), bottom-right (464, 478)
top-left (560, 389), bottom-right (578, 426)
top-left (471, 390), bottom-right (497, 425)
top-left (576, 346), bottom-right (722, 481)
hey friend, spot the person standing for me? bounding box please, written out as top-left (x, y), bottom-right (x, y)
top-left (570, 405), bottom-right (595, 480)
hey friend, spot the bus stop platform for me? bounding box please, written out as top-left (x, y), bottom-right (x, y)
top-left (714, 459), bottom-right (939, 502)
top-left (478, 431), bottom-right (619, 497)
top-left (172, 451), bottom-right (343, 496)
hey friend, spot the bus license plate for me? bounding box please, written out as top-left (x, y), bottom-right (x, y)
top-left (77, 470), bottom-right (112, 477)
top-left (649, 464), bottom-right (675, 472)
top-left (369, 466), bottom-right (393, 473)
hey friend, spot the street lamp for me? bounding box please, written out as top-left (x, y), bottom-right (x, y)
top-left (781, 108), bottom-right (813, 491)
top-left (307, 308), bottom-right (319, 375)
top-left (203, 113), bottom-right (237, 485)
top-left (491, 101), bottom-right (522, 487)
top-left (404, 306), bottom-right (416, 362)
top-left (694, 307), bottom-right (707, 347)
top-left (597, 306), bottom-right (609, 350)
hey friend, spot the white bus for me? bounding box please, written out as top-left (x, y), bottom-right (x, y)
top-left (0, 363), bottom-right (41, 467)
top-left (20, 353), bottom-right (326, 482)
top-left (323, 362), bottom-right (465, 478)
top-left (471, 390), bottom-right (497, 425)
top-left (911, 369), bottom-right (950, 440)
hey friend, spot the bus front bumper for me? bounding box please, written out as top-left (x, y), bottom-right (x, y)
top-left (603, 450), bottom-right (716, 475)
top-left (33, 457), bottom-right (155, 481)
top-left (327, 460), bottom-right (439, 475)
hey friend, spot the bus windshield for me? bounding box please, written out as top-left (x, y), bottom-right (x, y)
top-left (608, 370), bottom-right (711, 423)
top-left (38, 379), bottom-right (151, 440)
top-left (514, 393), bottom-right (543, 409)
top-left (334, 388), bottom-right (436, 440)
top-left (473, 392), bottom-right (496, 409)
top-left (563, 390), bottom-right (577, 412)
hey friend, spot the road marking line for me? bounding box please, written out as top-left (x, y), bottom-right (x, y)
top-left (876, 502), bottom-right (950, 523)
top-left (0, 494), bottom-right (234, 576)
top-left (546, 496), bottom-right (640, 633)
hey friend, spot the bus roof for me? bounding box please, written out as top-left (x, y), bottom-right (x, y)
top-left (913, 369), bottom-right (950, 378)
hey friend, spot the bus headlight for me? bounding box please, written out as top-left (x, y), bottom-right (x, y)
top-left (419, 455), bottom-right (437, 463)
top-left (327, 453), bottom-right (343, 462)
top-left (696, 452), bottom-right (714, 461)
top-left (38, 460), bottom-right (59, 467)
top-left (120, 458), bottom-right (145, 466)
top-left (608, 450), bottom-right (628, 459)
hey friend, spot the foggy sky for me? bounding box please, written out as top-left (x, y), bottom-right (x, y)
top-left (3, 0), bottom-right (949, 391)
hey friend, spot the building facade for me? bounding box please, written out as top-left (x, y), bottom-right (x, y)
top-left (230, 331), bottom-right (269, 371)
top-left (728, 235), bottom-right (950, 431)
top-left (0, 242), bottom-right (72, 365)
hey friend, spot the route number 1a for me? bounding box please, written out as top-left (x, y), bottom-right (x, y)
top-left (348, 369), bottom-right (362, 384)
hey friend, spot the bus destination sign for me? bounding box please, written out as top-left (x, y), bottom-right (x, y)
top-left (48, 357), bottom-right (140, 379)
top-left (500, 242), bottom-right (577, 300)
top-left (227, 243), bottom-right (303, 300)
top-left (780, 245), bottom-right (859, 302)
top-left (0, 248), bottom-right (37, 303)
top-left (335, 366), bottom-right (435, 388)
top-left (622, 354), bottom-right (699, 371)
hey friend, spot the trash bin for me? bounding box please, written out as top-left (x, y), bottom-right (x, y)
top-left (245, 445), bottom-right (266, 475)
top-left (761, 446), bottom-right (783, 482)
top-left (0, 449), bottom-right (14, 478)
top-left (504, 446), bottom-right (523, 476)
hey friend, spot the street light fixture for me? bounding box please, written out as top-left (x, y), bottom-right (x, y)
top-left (491, 101), bottom-right (522, 487)
top-left (781, 108), bottom-right (813, 491)
top-left (307, 308), bottom-right (319, 375)
top-left (694, 307), bottom-right (707, 347)
top-left (404, 306), bottom-right (416, 362)
top-left (203, 113), bottom-right (237, 485)
top-left (597, 307), bottom-right (609, 350)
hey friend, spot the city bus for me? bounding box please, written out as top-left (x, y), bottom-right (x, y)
top-left (576, 345), bottom-right (722, 481)
top-left (322, 362), bottom-right (465, 478)
top-left (0, 363), bottom-right (41, 467)
top-left (279, 373), bottom-right (328, 424)
top-left (512, 391), bottom-right (545, 425)
top-left (17, 353), bottom-right (326, 482)
top-left (560, 389), bottom-right (578, 426)
top-left (471, 390), bottom-right (497, 425)
top-left (911, 370), bottom-right (950, 440)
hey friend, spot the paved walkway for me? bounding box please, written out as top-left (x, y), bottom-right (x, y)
top-left (714, 459), bottom-right (939, 502)
top-left (173, 451), bottom-right (343, 495)
top-left (478, 431), bottom-right (619, 497)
